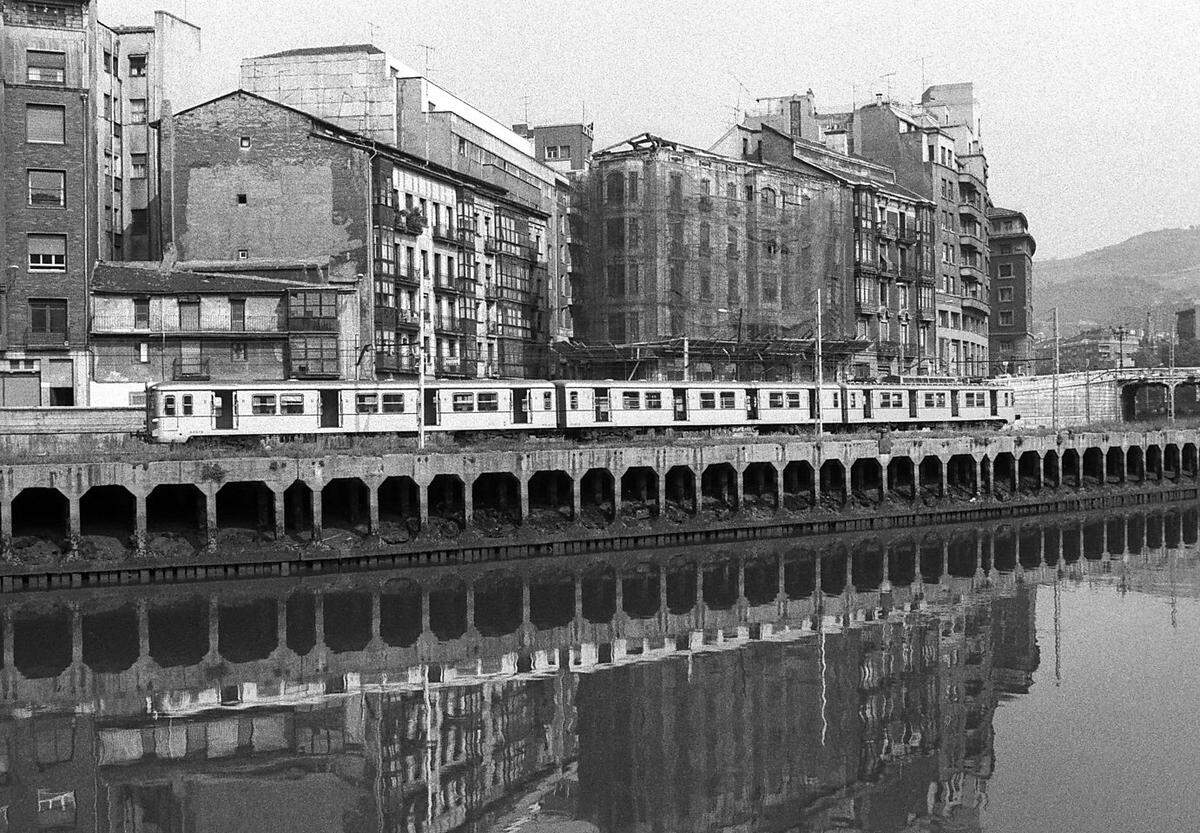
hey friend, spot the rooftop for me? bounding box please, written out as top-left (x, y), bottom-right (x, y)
top-left (93, 263), bottom-right (326, 295)
top-left (252, 43), bottom-right (384, 60)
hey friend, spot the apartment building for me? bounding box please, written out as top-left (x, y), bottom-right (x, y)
top-left (161, 90), bottom-right (551, 381)
top-left (89, 263), bottom-right (358, 406)
top-left (716, 120), bottom-right (938, 376)
top-left (573, 132), bottom-right (861, 380)
top-left (0, 0), bottom-right (198, 406)
top-left (238, 44), bottom-right (571, 357)
top-left (988, 207), bottom-right (1036, 373)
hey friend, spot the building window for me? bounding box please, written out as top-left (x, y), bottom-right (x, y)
top-left (129, 98), bottom-right (147, 124)
top-left (605, 172), bottom-right (624, 205)
top-left (232, 342), bottom-right (247, 361)
top-left (130, 153), bottom-right (147, 179)
top-left (544, 145), bottom-right (560, 160)
top-left (237, 249), bottom-right (249, 260)
top-left (133, 298), bottom-right (150, 329)
top-left (29, 299), bottom-right (67, 337)
top-left (999, 310), bottom-right (1014, 327)
top-left (27, 49), bottom-right (65, 84)
top-left (128, 54), bottom-right (147, 76)
top-left (26, 104), bottom-right (65, 144)
top-left (27, 233), bottom-right (66, 271)
top-left (138, 342), bottom-right (149, 363)
top-left (130, 208), bottom-right (147, 234)
top-left (289, 335), bottom-right (338, 376)
top-left (179, 299), bottom-right (200, 330)
top-left (230, 298), bottom-right (246, 331)
top-left (239, 135), bottom-right (251, 149)
top-left (27, 169), bottom-right (65, 207)
top-left (998, 286), bottom-right (1014, 302)
top-left (998, 263), bottom-right (1013, 277)
top-left (236, 193), bottom-right (248, 205)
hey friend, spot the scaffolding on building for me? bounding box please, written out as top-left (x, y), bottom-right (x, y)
top-left (554, 336), bottom-right (872, 382)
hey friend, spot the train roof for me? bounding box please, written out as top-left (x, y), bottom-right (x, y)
top-left (148, 379), bottom-right (557, 392)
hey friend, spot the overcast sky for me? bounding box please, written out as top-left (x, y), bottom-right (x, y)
top-left (105, 0), bottom-right (1200, 260)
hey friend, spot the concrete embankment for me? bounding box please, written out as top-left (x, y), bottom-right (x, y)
top-left (1, 427), bottom-right (1197, 589)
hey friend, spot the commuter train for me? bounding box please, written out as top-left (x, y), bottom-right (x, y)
top-left (145, 378), bottom-right (1016, 443)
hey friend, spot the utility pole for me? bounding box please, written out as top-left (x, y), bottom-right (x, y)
top-left (815, 287), bottom-right (824, 439)
top-left (1052, 308), bottom-right (1060, 432)
top-left (1169, 328), bottom-right (1176, 424)
top-left (682, 336), bottom-right (690, 382)
top-left (417, 280), bottom-right (427, 450)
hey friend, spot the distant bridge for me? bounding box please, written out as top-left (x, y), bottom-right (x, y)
top-left (1009, 368), bottom-right (1200, 427)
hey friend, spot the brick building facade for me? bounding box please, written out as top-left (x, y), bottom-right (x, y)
top-left (987, 207), bottom-right (1036, 373)
top-left (163, 90), bottom-right (553, 381)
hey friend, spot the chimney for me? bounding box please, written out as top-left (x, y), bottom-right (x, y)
top-left (875, 92), bottom-right (884, 106)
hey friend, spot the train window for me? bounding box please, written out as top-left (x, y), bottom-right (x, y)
top-left (924, 392), bottom-right (935, 408)
top-left (163, 395), bottom-right (176, 416)
top-left (251, 395), bottom-right (276, 415)
top-left (786, 392), bottom-right (802, 409)
top-left (768, 392), bottom-right (784, 408)
top-left (181, 395), bottom-right (194, 416)
top-left (280, 395), bottom-right (304, 414)
top-left (699, 392), bottom-right (716, 409)
top-left (542, 391), bottom-right (553, 409)
top-left (477, 392), bottom-right (499, 412)
top-left (937, 393), bottom-right (946, 408)
top-left (356, 393), bottom-right (379, 413)
top-left (719, 391), bottom-right (736, 409)
top-left (832, 392), bottom-right (839, 407)
top-left (382, 393), bottom-right (405, 413)
top-left (645, 391), bottom-right (663, 409)
top-left (452, 393), bottom-right (474, 412)
top-left (569, 391), bottom-right (579, 410)
top-left (622, 391), bottom-right (640, 410)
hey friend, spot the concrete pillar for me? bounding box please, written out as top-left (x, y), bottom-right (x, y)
top-left (2, 607), bottom-right (14, 670)
top-left (973, 458), bottom-right (982, 496)
top-left (465, 586), bottom-right (476, 632)
top-left (367, 483), bottom-right (380, 534)
top-left (657, 470), bottom-right (667, 514)
top-left (416, 481), bottom-right (429, 528)
top-left (0, 492), bottom-right (11, 551)
top-left (309, 484), bottom-right (323, 540)
top-left (614, 571), bottom-right (625, 617)
top-left (938, 460), bottom-right (948, 499)
top-left (1077, 452), bottom-right (1084, 488)
top-left (137, 598), bottom-right (150, 660)
top-left (517, 476), bottom-right (529, 524)
top-left (462, 480), bottom-right (474, 528)
top-left (845, 551), bottom-right (855, 595)
top-left (940, 541), bottom-right (949, 585)
top-left (67, 493), bottom-right (81, 541)
top-left (420, 588), bottom-right (431, 634)
top-left (574, 574), bottom-right (584, 621)
top-left (775, 466), bottom-right (786, 509)
top-left (571, 478), bottom-right (582, 521)
top-left (273, 488), bottom-right (286, 539)
top-left (612, 475), bottom-right (622, 519)
top-left (134, 491), bottom-right (147, 552)
top-left (521, 579), bottom-right (531, 626)
top-left (204, 487), bottom-right (218, 545)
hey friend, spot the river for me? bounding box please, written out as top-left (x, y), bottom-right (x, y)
top-left (0, 502), bottom-right (1197, 832)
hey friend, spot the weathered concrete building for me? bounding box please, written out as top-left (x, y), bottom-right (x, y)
top-left (715, 120), bottom-right (938, 376)
top-left (572, 132), bottom-right (860, 381)
top-left (162, 90), bottom-right (553, 380)
top-left (88, 263), bottom-right (359, 406)
top-left (0, 1), bottom-right (199, 406)
top-left (238, 44), bottom-right (572, 351)
top-left (988, 207), bottom-right (1036, 373)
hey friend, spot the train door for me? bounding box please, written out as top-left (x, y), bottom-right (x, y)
top-left (672, 388), bottom-right (688, 421)
top-left (989, 389), bottom-right (999, 417)
top-left (319, 389), bottom-right (341, 428)
top-left (950, 390), bottom-right (960, 417)
top-left (513, 387), bottom-right (530, 424)
top-left (862, 389), bottom-right (873, 419)
top-left (423, 389), bottom-right (439, 426)
top-left (595, 388), bottom-right (611, 422)
top-left (213, 390), bottom-right (235, 430)
top-left (746, 388), bottom-right (759, 420)
top-left (908, 390), bottom-right (918, 419)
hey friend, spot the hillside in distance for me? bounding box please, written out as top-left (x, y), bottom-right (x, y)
top-left (1036, 226), bottom-right (1200, 334)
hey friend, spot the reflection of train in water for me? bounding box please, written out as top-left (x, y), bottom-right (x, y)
top-left (145, 378), bottom-right (1017, 442)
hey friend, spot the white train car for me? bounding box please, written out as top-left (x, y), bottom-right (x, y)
top-left (148, 380), bottom-right (557, 442)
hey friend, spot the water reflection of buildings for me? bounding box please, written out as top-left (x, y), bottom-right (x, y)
top-left (1, 504), bottom-right (1195, 832)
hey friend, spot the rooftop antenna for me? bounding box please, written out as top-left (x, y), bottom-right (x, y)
top-left (522, 93), bottom-right (531, 124)
top-left (417, 43), bottom-right (435, 77)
